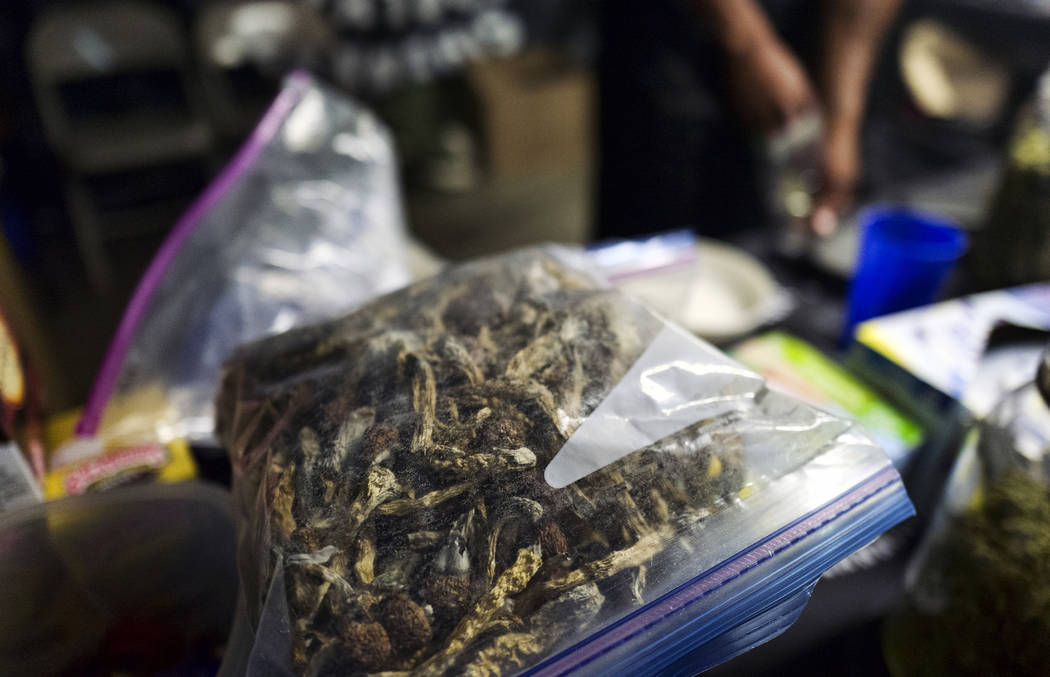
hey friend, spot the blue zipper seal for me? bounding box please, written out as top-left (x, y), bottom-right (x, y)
top-left (526, 466), bottom-right (914, 676)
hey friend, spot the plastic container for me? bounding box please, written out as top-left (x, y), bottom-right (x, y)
top-left (216, 247), bottom-right (913, 676)
top-left (844, 207), bottom-right (969, 341)
top-left (0, 481), bottom-right (237, 675)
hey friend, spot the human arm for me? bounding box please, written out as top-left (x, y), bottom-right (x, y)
top-left (693, 0), bottom-right (817, 133)
top-left (811, 0), bottom-right (903, 235)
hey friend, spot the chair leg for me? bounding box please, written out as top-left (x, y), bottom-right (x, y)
top-left (65, 180), bottom-right (113, 293)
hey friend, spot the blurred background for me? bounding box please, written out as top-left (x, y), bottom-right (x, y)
top-left (2, 1), bottom-right (1050, 676)
top-left (3, 0), bottom-right (1049, 412)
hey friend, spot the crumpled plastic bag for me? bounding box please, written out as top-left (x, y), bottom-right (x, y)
top-left (77, 72), bottom-right (412, 449)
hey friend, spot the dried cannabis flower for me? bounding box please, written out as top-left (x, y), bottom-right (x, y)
top-left (218, 250), bottom-right (748, 676)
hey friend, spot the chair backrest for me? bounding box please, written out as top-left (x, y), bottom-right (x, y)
top-left (27, 1), bottom-right (213, 173)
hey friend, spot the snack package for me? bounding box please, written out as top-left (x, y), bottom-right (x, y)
top-left (0, 303), bottom-right (45, 481)
top-left (41, 437), bottom-right (197, 500)
top-left (76, 71), bottom-right (411, 449)
top-left (217, 248), bottom-right (913, 676)
top-left (0, 305), bottom-right (44, 509)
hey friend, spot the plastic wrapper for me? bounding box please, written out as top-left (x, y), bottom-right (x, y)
top-left (217, 248), bottom-right (914, 676)
top-left (884, 347), bottom-right (1050, 676)
top-left (76, 71), bottom-right (411, 448)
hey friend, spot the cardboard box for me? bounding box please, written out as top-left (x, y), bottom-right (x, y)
top-left (467, 49), bottom-right (593, 179)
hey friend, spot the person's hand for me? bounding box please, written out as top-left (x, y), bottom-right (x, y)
top-left (725, 35), bottom-right (817, 134)
top-left (810, 117), bottom-right (860, 237)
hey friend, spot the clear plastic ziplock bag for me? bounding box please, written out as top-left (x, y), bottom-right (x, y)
top-left (75, 71), bottom-right (411, 450)
top-left (215, 248), bottom-right (914, 676)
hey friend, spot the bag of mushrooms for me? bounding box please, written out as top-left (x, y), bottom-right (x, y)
top-left (216, 248), bottom-right (913, 676)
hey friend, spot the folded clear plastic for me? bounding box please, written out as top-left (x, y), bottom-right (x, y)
top-left (216, 248), bottom-right (913, 676)
top-left (78, 72), bottom-right (411, 446)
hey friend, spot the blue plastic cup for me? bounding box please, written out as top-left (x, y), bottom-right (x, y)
top-left (844, 207), bottom-right (969, 341)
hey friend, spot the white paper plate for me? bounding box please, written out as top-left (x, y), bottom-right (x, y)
top-left (614, 238), bottom-right (790, 344)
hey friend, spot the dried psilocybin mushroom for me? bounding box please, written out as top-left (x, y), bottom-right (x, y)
top-left (308, 621), bottom-right (392, 675)
top-left (538, 520), bottom-right (569, 560)
top-left (423, 532), bottom-right (474, 622)
top-left (379, 593), bottom-right (433, 654)
top-left (218, 250), bottom-right (749, 675)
